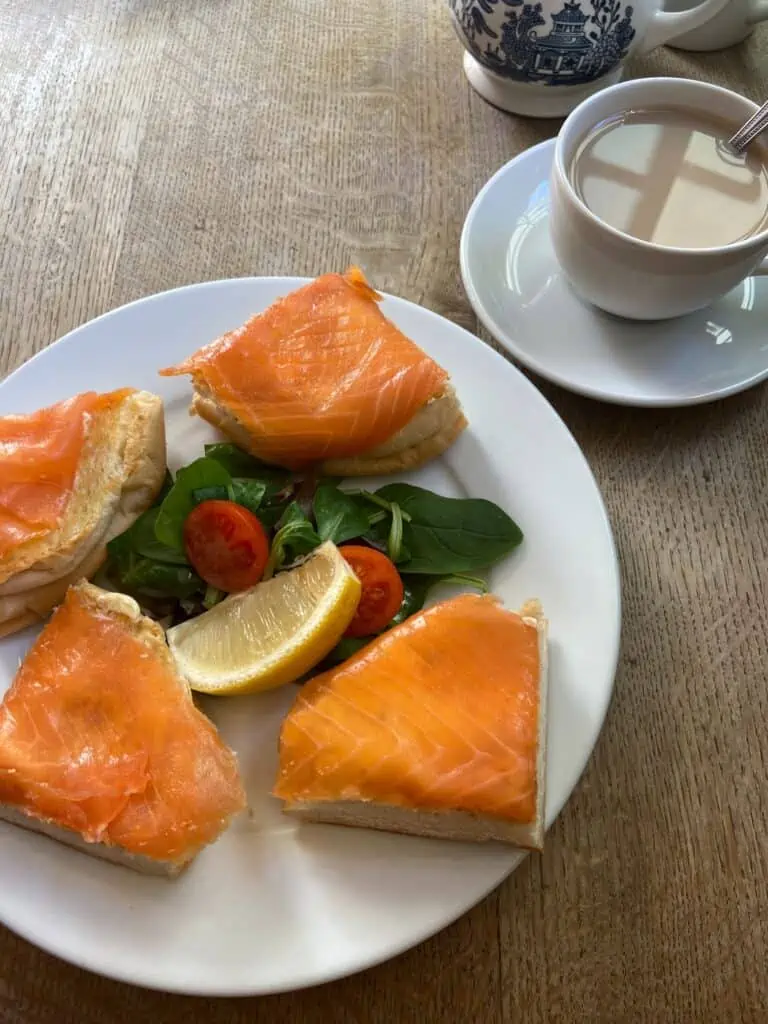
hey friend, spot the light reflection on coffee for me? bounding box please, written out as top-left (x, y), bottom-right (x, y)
top-left (570, 108), bottom-right (768, 249)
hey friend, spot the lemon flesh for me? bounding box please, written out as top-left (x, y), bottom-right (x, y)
top-left (167, 541), bottom-right (361, 695)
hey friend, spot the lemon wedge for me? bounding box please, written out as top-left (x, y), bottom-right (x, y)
top-left (166, 541), bottom-right (361, 695)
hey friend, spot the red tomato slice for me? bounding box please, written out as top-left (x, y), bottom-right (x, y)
top-left (183, 500), bottom-right (269, 593)
top-left (338, 545), bottom-right (404, 638)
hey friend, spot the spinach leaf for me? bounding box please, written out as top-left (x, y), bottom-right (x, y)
top-left (204, 442), bottom-right (288, 483)
top-left (364, 514), bottom-right (411, 565)
top-left (154, 458), bottom-right (233, 551)
top-left (189, 479), bottom-right (269, 520)
top-left (320, 635), bottom-right (370, 667)
top-left (256, 499), bottom-right (292, 530)
top-left (264, 502), bottom-right (321, 578)
top-left (313, 483), bottom-right (370, 544)
top-left (205, 443), bottom-right (296, 524)
top-left (374, 483), bottom-right (523, 574)
top-left (126, 508), bottom-right (191, 565)
top-left (191, 485), bottom-right (229, 505)
top-left (352, 489), bottom-right (411, 520)
top-left (253, 480), bottom-right (297, 530)
top-left (107, 508), bottom-right (189, 569)
top-left (437, 573), bottom-right (489, 592)
top-left (351, 490), bottom-right (412, 564)
top-left (390, 574), bottom-right (435, 626)
top-left (119, 559), bottom-right (204, 600)
top-left (278, 502), bottom-right (320, 549)
top-left (231, 478), bottom-right (268, 516)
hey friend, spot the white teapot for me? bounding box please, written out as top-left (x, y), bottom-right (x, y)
top-left (449, 0), bottom-right (732, 117)
top-left (665, 0), bottom-right (768, 51)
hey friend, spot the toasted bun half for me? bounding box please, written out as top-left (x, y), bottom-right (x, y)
top-left (190, 383), bottom-right (467, 477)
top-left (0, 584), bottom-right (244, 876)
top-left (282, 602), bottom-right (548, 850)
top-left (0, 392), bottom-right (166, 635)
top-left (322, 386), bottom-right (468, 477)
top-left (0, 588), bottom-right (187, 875)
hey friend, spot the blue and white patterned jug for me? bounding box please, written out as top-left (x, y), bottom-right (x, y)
top-left (449, 0), bottom-right (732, 117)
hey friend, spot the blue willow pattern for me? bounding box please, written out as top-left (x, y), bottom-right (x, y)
top-left (451, 0), bottom-right (636, 86)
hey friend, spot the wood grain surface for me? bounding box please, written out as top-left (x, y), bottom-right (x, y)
top-left (1, 2), bottom-right (767, 1021)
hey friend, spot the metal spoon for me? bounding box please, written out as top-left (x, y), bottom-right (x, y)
top-left (728, 100), bottom-right (768, 154)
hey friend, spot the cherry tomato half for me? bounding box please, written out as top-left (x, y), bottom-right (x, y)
top-left (339, 545), bottom-right (404, 638)
top-left (183, 500), bottom-right (269, 593)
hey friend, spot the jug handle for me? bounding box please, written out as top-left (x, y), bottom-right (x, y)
top-left (641, 0), bottom-right (733, 53)
top-left (747, 0), bottom-right (768, 24)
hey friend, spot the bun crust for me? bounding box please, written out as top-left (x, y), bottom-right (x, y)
top-left (0, 392), bottom-right (166, 635)
top-left (191, 383), bottom-right (466, 477)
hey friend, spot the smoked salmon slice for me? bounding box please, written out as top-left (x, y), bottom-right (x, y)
top-left (274, 594), bottom-right (548, 848)
top-left (0, 390), bottom-right (133, 562)
top-left (0, 582), bottom-right (245, 872)
top-left (159, 268), bottom-right (453, 470)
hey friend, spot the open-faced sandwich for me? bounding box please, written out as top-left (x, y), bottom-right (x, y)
top-left (0, 389), bottom-right (166, 637)
top-left (0, 581), bottom-right (245, 875)
top-left (160, 268), bottom-right (467, 476)
top-left (274, 593), bottom-right (548, 849)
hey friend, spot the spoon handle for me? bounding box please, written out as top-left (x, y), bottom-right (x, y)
top-left (728, 100), bottom-right (768, 153)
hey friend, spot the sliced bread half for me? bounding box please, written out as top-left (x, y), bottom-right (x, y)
top-left (0, 582), bottom-right (246, 875)
top-left (274, 596), bottom-right (548, 850)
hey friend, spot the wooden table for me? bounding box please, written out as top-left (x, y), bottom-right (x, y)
top-left (1, 2), bottom-right (767, 1021)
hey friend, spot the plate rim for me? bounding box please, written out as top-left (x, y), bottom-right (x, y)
top-left (0, 276), bottom-right (622, 995)
top-left (459, 138), bottom-right (768, 409)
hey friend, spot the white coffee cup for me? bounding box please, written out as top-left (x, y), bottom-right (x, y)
top-left (664, 0), bottom-right (768, 51)
top-left (549, 77), bottom-right (768, 320)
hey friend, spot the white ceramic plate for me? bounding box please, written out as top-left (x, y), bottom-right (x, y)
top-left (0, 279), bottom-right (620, 995)
top-left (461, 140), bottom-right (768, 407)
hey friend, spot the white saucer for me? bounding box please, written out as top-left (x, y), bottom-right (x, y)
top-left (460, 139), bottom-right (768, 408)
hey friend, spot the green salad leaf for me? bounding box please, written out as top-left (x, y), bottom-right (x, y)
top-left (389, 575), bottom-right (434, 626)
top-left (154, 457), bottom-right (233, 551)
top-left (120, 559), bottom-right (204, 600)
top-left (204, 442), bottom-right (288, 482)
top-left (373, 483), bottom-right (523, 574)
top-left (320, 636), bottom-right (370, 667)
top-left (231, 478), bottom-right (268, 515)
top-left (313, 482), bottom-right (370, 545)
top-left (107, 507), bottom-right (190, 567)
top-left (256, 498), bottom-right (293, 530)
top-left (349, 489), bottom-right (411, 563)
top-left (264, 502), bottom-right (321, 578)
top-left (105, 441), bottom-right (521, 654)
top-left (204, 444), bottom-right (292, 519)
top-left (190, 485), bottom-right (229, 505)
top-left (437, 573), bottom-right (489, 592)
